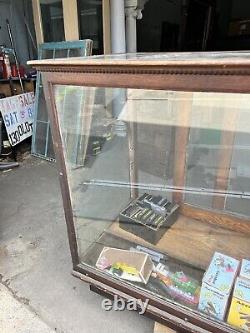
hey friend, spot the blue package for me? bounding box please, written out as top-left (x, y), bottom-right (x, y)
top-left (203, 252), bottom-right (239, 294)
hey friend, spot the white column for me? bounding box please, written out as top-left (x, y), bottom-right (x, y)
top-left (110, 0), bottom-right (126, 53)
top-left (125, 0), bottom-right (148, 53)
top-left (110, 0), bottom-right (126, 135)
top-left (125, 7), bottom-right (139, 53)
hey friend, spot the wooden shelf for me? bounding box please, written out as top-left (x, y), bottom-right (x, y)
top-left (0, 78), bottom-right (36, 82)
top-left (0, 78), bottom-right (35, 97)
top-left (110, 211), bottom-right (250, 270)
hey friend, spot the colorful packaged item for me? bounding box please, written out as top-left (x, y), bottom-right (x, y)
top-left (203, 252), bottom-right (240, 294)
top-left (154, 263), bottom-right (201, 305)
top-left (240, 259), bottom-right (250, 281)
top-left (198, 252), bottom-right (240, 320)
top-left (228, 277), bottom-right (250, 332)
top-left (198, 284), bottom-right (229, 320)
top-left (96, 247), bottom-right (154, 284)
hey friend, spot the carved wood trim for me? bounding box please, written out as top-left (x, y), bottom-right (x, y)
top-left (30, 65), bottom-right (250, 76)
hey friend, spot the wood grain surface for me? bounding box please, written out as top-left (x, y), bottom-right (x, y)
top-left (181, 204), bottom-right (250, 234)
top-left (110, 212), bottom-right (250, 270)
top-left (154, 322), bottom-right (177, 333)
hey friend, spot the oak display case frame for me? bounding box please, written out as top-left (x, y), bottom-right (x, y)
top-left (29, 52), bottom-right (250, 333)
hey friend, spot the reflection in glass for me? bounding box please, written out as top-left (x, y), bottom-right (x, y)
top-left (53, 85), bottom-right (250, 332)
top-left (77, 0), bottom-right (103, 54)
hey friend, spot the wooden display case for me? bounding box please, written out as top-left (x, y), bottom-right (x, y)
top-left (29, 52), bottom-right (250, 333)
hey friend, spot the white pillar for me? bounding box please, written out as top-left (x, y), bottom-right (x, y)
top-left (125, 7), bottom-right (139, 53)
top-left (125, 0), bottom-right (148, 53)
top-left (110, 0), bottom-right (126, 53)
top-left (110, 0), bottom-right (126, 135)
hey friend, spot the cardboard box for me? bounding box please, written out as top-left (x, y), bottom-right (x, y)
top-left (96, 247), bottom-right (154, 284)
top-left (198, 252), bottom-right (239, 321)
top-left (198, 283), bottom-right (229, 320)
top-left (240, 259), bottom-right (250, 281)
top-left (228, 277), bottom-right (250, 331)
top-left (203, 252), bottom-right (239, 294)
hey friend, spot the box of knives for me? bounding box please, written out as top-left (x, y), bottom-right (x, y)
top-left (119, 193), bottom-right (179, 245)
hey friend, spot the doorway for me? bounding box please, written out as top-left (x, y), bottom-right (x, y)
top-left (137, 0), bottom-right (250, 52)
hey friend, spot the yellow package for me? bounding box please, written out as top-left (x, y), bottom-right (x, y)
top-left (228, 298), bottom-right (250, 332)
top-left (228, 276), bottom-right (250, 332)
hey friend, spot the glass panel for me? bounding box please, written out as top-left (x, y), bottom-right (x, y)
top-left (34, 121), bottom-right (47, 156)
top-left (44, 51), bottom-right (250, 63)
top-left (40, 49), bottom-right (54, 60)
top-left (77, 0), bottom-right (103, 54)
top-left (53, 85), bottom-right (250, 332)
top-left (68, 48), bottom-right (87, 57)
top-left (40, 0), bottom-right (65, 42)
top-left (226, 110), bottom-right (250, 216)
top-left (47, 126), bottom-right (54, 160)
top-left (36, 86), bottom-right (48, 122)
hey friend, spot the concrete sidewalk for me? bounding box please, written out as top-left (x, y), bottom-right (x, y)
top-left (0, 157), bottom-right (153, 333)
top-left (0, 284), bottom-right (54, 333)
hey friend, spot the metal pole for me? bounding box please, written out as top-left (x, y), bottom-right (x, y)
top-left (6, 19), bottom-right (25, 94)
top-left (110, 0), bottom-right (126, 53)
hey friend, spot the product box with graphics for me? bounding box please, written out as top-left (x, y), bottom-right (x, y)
top-left (203, 252), bottom-right (240, 294)
top-left (240, 259), bottom-right (250, 281)
top-left (198, 283), bottom-right (229, 320)
top-left (96, 247), bottom-right (154, 284)
top-left (198, 252), bottom-right (240, 320)
top-left (228, 277), bottom-right (250, 331)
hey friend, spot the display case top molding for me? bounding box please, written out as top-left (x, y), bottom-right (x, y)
top-left (28, 51), bottom-right (250, 75)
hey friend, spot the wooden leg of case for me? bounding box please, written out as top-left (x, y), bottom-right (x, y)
top-left (154, 322), bottom-right (177, 333)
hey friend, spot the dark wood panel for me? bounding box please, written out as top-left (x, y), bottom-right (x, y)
top-left (38, 71), bottom-right (250, 94)
top-left (181, 203), bottom-right (250, 234)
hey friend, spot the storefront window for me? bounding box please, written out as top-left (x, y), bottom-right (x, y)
top-left (77, 0), bottom-right (103, 54)
top-left (40, 0), bottom-right (65, 42)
